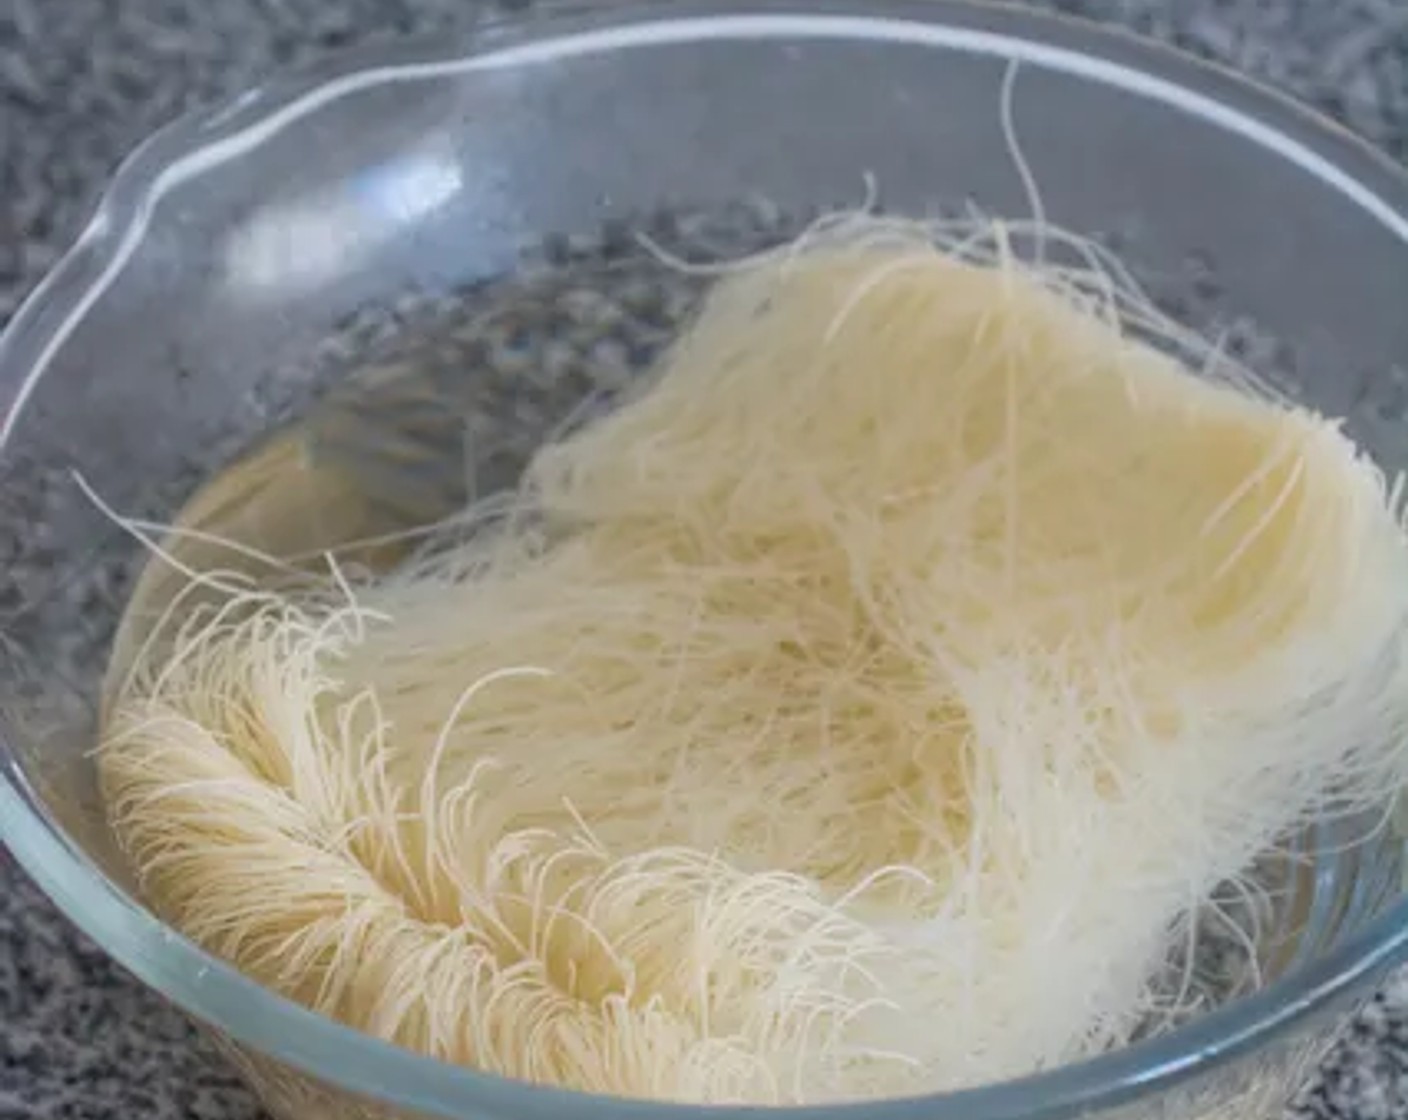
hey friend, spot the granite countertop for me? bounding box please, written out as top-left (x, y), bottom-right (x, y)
top-left (2, 2), bottom-right (1408, 1118)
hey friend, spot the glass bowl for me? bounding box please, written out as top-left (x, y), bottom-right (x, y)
top-left (3, 2), bottom-right (1408, 1119)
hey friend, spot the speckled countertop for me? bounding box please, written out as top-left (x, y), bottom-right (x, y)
top-left (2, 2), bottom-right (1408, 1118)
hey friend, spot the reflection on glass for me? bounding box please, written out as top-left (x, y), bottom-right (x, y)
top-left (225, 151), bottom-right (463, 292)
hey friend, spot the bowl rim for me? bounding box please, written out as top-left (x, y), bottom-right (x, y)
top-left (3, 1), bottom-right (1408, 1116)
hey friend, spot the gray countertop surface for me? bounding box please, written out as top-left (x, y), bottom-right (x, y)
top-left (2, 1), bottom-right (1408, 1118)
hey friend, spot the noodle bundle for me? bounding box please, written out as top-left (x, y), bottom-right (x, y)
top-left (100, 219), bottom-right (1408, 1104)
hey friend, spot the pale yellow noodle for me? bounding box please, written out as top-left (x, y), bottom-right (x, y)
top-left (100, 218), bottom-right (1408, 1104)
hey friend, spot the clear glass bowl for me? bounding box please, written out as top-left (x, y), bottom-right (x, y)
top-left (3, 2), bottom-right (1408, 1119)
